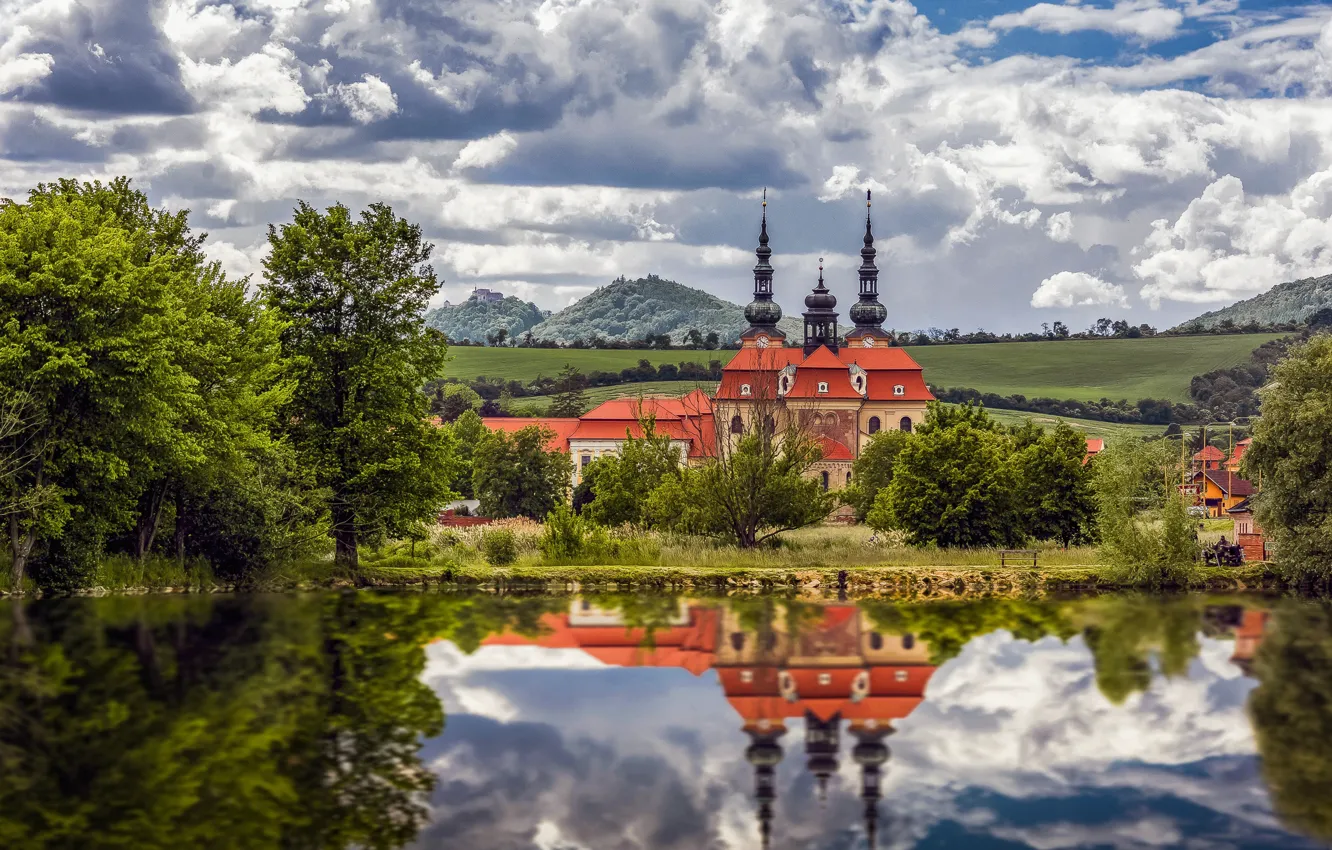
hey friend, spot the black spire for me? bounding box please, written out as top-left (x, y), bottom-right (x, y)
top-left (852, 724), bottom-right (892, 848)
top-left (742, 189), bottom-right (784, 345)
top-left (746, 726), bottom-right (785, 850)
top-left (803, 258), bottom-right (839, 355)
top-left (848, 189), bottom-right (889, 345)
top-left (803, 710), bottom-right (841, 804)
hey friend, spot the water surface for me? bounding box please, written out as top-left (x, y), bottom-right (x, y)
top-left (2, 592), bottom-right (1330, 849)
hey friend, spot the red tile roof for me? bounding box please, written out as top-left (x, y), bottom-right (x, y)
top-left (717, 345), bottom-right (934, 403)
top-left (565, 393), bottom-right (717, 458)
top-left (1194, 445), bottom-right (1226, 461)
top-left (479, 417), bottom-right (580, 452)
top-left (787, 368), bottom-right (863, 399)
top-left (800, 345), bottom-right (845, 369)
top-left (817, 436), bottom-right (854, 461)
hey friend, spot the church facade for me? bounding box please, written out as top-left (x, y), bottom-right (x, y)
top-left (714, 192), bottom-right (934, 491)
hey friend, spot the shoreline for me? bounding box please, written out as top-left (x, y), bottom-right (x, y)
top-left (1, 562), bottom-right (1294, 599)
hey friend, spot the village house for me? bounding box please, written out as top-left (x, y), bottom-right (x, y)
top-left (1192, 469), bottom-right (1255, 518)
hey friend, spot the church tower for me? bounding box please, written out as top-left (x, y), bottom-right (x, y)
top-left (846, 190), bottom-right (892, 349)
top-left (851, 723), bottom-right (893, 847)
top-left (746, 725), bottom-right (786, 850)
top-left (740, 190), bottom-right (786, 349)
top-left (802, 259), bottom-right (840, 355)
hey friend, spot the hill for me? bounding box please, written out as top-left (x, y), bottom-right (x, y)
top-left (529, 275), bottom-right (751, 343)
top-left (1173, 272), bottom-right (1332, 331)
top-left (446, 333), bottom-right (1282, 403)
top-left (424, 295), bottom-right (547, 343)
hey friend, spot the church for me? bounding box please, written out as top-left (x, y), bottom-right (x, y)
top-left (714, 192), bottom-right (934, 491)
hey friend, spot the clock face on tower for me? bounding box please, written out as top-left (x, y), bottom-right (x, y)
top-left (862, 337), bottom-right (875, 348)
top-left (756, 335), bottom-right (770, 349)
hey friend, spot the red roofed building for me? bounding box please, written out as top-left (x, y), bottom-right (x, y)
top-left (1193, 444), bottom-right (1226, 470)
top-left (1225, 437), bottom-right (1252, 472)
top-left (1083, 438), bottom-right (1105, 465)
top-left (478, 596), bottom-right (934, 848)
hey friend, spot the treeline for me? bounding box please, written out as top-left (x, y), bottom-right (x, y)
top-left (931, 387), bottom-right (1202, 425)
top-left (1, 179), bottom-right (456, 590)
top-left (450, 328), bottom-right (735, 350)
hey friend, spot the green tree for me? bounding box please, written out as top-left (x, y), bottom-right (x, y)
top-left (846, 430), bottom-right (910, 521)
top-left (1242, 335), bottom-right (1332, 582)
top-left (0, 179), bottom-right (203, 586)
top-left (262, 201), bottom-right (458, 567)
top-left (1010, 421), bottom-right (1096, 546)
top-left (472, 425), bottom-right (571, 519)
top-left (430, 383), bottom-right (481, 423)
top-left (1248, 602), bottom-right (1332, 841)
top-left (547, 365), bottom-right (589, 417)
top-left (645, 426), bottom-right (831, 548)
top-left (445, 409), bottom-right (485, 499)
top-left (1091, 438), bottom-right (1198, 584)
top-left (583, 423), bottom-right (682, 527)
top-left (868, 403), bottom-right (1023, 548)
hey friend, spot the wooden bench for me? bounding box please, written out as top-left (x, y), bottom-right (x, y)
top-left (999, 549), bottom-right (1038, 567)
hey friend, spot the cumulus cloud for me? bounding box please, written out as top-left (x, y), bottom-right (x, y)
top-left (328, 74), bottom-right (398, 124)
top-left (1032, 271), bottom-right (1130, 308)
top-left (989, 1), bottom-right (1188, 43)
top-left (1133, 172), bottom-right (1332, 307)
top-left (4, 0), bottom-right (1332, 325)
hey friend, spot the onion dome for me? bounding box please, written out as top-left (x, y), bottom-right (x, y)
top-left (805, 263), bottom-right (838, 310)
top-left (848, 189), bottom-right (890, 341)
top-left (802, 258), bottom-right (840, 354)
top-left (742, 189), bottom-right (785, 343)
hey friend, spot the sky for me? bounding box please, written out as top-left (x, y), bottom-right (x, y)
top-left (2, 0), bottom-right (1331, 333)
top-left (415, 629), bottom-right (1315, 850)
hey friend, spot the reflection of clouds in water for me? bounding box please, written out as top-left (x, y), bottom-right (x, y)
top-left (418, 631), bottom-right (1314, 849)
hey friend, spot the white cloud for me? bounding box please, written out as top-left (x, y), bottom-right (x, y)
top-left (1032, 271), bottom-right (1129, 308)
top-left (990, 1), bottom-right (1186, 43)
top-left (0, 51), bottom-right (53, 94)
top-left (452, 131), bottom-right (519, 171)
top-left (1133, 172), bottom-right (1332, 307)
top-left (1047, 211), bottom-right (1074, 243)
top-left (329, 74), bottom-right (398, 124)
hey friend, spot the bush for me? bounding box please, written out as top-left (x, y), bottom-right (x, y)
top-left (30, 529), bottom-right (101, 593)
top-left (541, 504), bottom-right (586, 561)
top-left (481, 529), bottom-right (518, 566)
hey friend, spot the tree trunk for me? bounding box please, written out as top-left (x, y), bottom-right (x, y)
top-left (332, 500), bottom-right (358, 569)
top-left (8, 512), bottom-right (35, 589)
top-left (134, 481), bottom-right (170, 562)
top-left (174, 489), bottom-right (187, 565)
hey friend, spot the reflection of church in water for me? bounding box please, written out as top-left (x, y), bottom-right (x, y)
top-left (483, 600), bottom-right (936, 848)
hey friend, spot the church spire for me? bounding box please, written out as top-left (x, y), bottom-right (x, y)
top-left (745, 725), bottom-right (785, 850)
top-left (802, 258), bottom-right (839, 355)
top-left (851, 723), bottom-right (893, 849)
top-left (847, 189), bottom-right (890, 348)
top-left (742, 189), bottom-right (785, 347)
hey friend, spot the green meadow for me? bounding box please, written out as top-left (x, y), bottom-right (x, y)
top-left (447, 333), bottom-right (1282, 403)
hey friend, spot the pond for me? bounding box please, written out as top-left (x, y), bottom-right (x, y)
top-left (1, 591), bottom-right (1330, 849)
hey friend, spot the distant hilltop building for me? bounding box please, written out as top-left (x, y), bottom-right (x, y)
top-left (470, 287), bottom-right (504, 302)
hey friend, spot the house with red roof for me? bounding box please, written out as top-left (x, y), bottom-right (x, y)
top-left (1225, 437), bottom-right (1252, 473)
top-left (1191, 469), bottom-right (1255, 517)
top-left (1193, 444), bottom-right (1226, 471)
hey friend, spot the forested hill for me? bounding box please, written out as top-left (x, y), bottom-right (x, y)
top-left (1174, 272), bottom-right (1332, 331)
top-left (424, 295), bottom-right (547, 343)
top-left (529, 275), bottom-right (753, 343)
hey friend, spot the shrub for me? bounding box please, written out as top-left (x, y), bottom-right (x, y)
top-left (481, 529), bottom-right (518, 566)
top-left (541, 504), bottom-right (586, 561)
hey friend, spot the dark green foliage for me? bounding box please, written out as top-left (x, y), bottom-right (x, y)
top-left (583, 423), bottom-right (682, 527)
top-left (540, 504), bottom-right (586, 561)
top-left (546, 365), bottom-right (589, 417)
top-left (1091, 438), bottom-right (1199, 584)
top-left (423, 294), bottom-right (546, 344)
top-left (862, 598), bottom-right (1078, 665)
top-left (846, 430), bottom-right (910, 521)
top-left (480, 529), bottom-right (517, 566)
top-left (1011, 421), bottom-right (1096, 547)
top-left (1244, 335), bottom-right (1332, 582)
top-left (1249, 602), bottom-right (1332, 842)
top-left (471, 425), bottom-right (570, 520)
top-left (262, 201), bottom-right (458, 567)
top-left (444, 410), bottom-right (484, 499)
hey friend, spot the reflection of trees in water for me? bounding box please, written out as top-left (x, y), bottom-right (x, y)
top-left (860, 598), bottom-right (1079, 665)
top-left (0, 592), bottom-right (563, 850)
top-left (1081, 596), bottom-right (1202, 705)
top-left (1248, 602), bottom-right (1332, 843)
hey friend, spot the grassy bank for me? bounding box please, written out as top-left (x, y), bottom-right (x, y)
top-left (1, 524), bottom-right (1289, 597)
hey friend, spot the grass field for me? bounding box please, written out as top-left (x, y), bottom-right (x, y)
top-left (448, 333), bottom-right (1283, 403)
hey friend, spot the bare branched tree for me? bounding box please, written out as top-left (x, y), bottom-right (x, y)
top-left (0, 386), bottom-right (53, 585)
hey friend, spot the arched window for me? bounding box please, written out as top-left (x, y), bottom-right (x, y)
top-left (730, 632), bottom-right (746, 651)
top-left (846, 471), bottom-right (852, 486)
top-left (730, 415), bottom-right (743, 435)
top-left (900, 416), bottom-right (912, 433)
top-left (869, 632), bottom-right (884, 651)
top-left (903, 633), bottom-right (915, 650)
top-left (821, 471), bottom-right (830, 490)
top-left (868, 416), bottom-right (881, 434)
